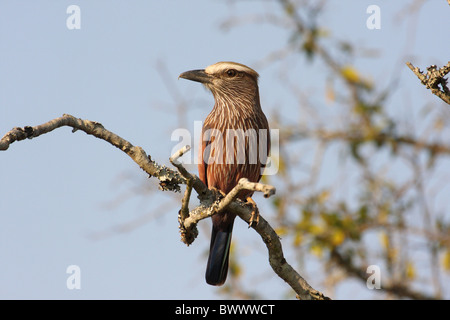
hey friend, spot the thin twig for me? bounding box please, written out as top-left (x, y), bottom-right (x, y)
top-left (170, 145), bottom-right (198, 244)
top-left (217, 178), bottom-right (276, 215)
top-left (169, 145), bottom-right (194, 218)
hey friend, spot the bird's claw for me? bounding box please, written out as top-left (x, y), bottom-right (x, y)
top-left (249, 208), bottom-right (259, 227)
top-left (246, 197), bottom-right (259, 228)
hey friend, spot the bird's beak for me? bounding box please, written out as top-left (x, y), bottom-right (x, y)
top-left (179, 69), bottom-right (213, 84)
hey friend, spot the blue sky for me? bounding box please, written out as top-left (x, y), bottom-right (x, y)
top-left (1, 1), bottom-right (450, 299)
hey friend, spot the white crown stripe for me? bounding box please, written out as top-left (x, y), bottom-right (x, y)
top-left (205, 61), bottom-right (259, 78)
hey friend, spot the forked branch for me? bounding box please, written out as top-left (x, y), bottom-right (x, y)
top-left (1, 114), bottom-right (330, 300)
top-left (406, 61), bottom-right (450, 105)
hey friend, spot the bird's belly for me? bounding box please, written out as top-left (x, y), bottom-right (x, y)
top-left (207, 162), bottom-right (260, 197)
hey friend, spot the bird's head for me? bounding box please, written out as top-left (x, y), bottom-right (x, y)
top-left (179, 61), bottom-right (260, 102)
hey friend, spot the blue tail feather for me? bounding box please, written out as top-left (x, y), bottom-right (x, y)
top-left (205, 225), bottom-right (233, 286)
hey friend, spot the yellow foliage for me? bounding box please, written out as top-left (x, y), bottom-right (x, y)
top-left (278, 155), bottom-right (286, 176)
top-left (275, 226), bottom-right (288, 237)
top-left (379, 231), bottom-right (389, 249)
top-left (378, 206), bottom-right (389, 224)
top-left (405, 261), bottom-right (415, 280)
top-left (331, 229), bottom-right (346, 246)
top-left (228, 243), bottom-right (242, 278)
top-left (442, 250), bottom-right (450, 272)
top-left (388, 248), bottom-right (398, 262)
top-left (309, 224), bottom-right (324, 235)
top-left (318, 190), bottom-right (330, 204)
top-left (310, 243), bottom-right (323, 258)
top-left (293, 233), bottom-right (303, 247)
top-left (341, 65), bottom-right (360, 83)
top-left (230, 261), bottom-right (242, 278)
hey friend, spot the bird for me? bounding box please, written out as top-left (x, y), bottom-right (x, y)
top-left (179, 61), bottom-right (270, 286)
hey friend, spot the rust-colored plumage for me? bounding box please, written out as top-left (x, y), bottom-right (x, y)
top-left (179, 61), bottom-right (270, 286)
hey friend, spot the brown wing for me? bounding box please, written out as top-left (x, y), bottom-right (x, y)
top-left (198, 124), bottom-right (211, 188)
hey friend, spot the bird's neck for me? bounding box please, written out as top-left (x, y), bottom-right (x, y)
top-left (211, 88), bottom-right (261, 117)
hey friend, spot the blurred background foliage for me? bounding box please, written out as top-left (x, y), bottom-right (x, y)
top-left (211, 0), bottom-right (450, 299)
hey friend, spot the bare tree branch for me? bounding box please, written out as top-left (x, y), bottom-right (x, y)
top-left (1, 114), bottom-right (330, 300)
top-left (0, 114), bottom-right (185, 192)
top-left (281, 127), bottom-right (450, 156)
top-left (406, 61), bottom-right (450, 105)
top-left (330, 249), bottom-right (437, 300)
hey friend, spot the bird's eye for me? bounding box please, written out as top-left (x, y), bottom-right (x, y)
top-left (226, 69), bottom-right (237, 77)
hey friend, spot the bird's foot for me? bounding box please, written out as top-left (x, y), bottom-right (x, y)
top-left (210, 186), bottom-right (226, 198)
top-left (246, 197), bottom-right (259, 228)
